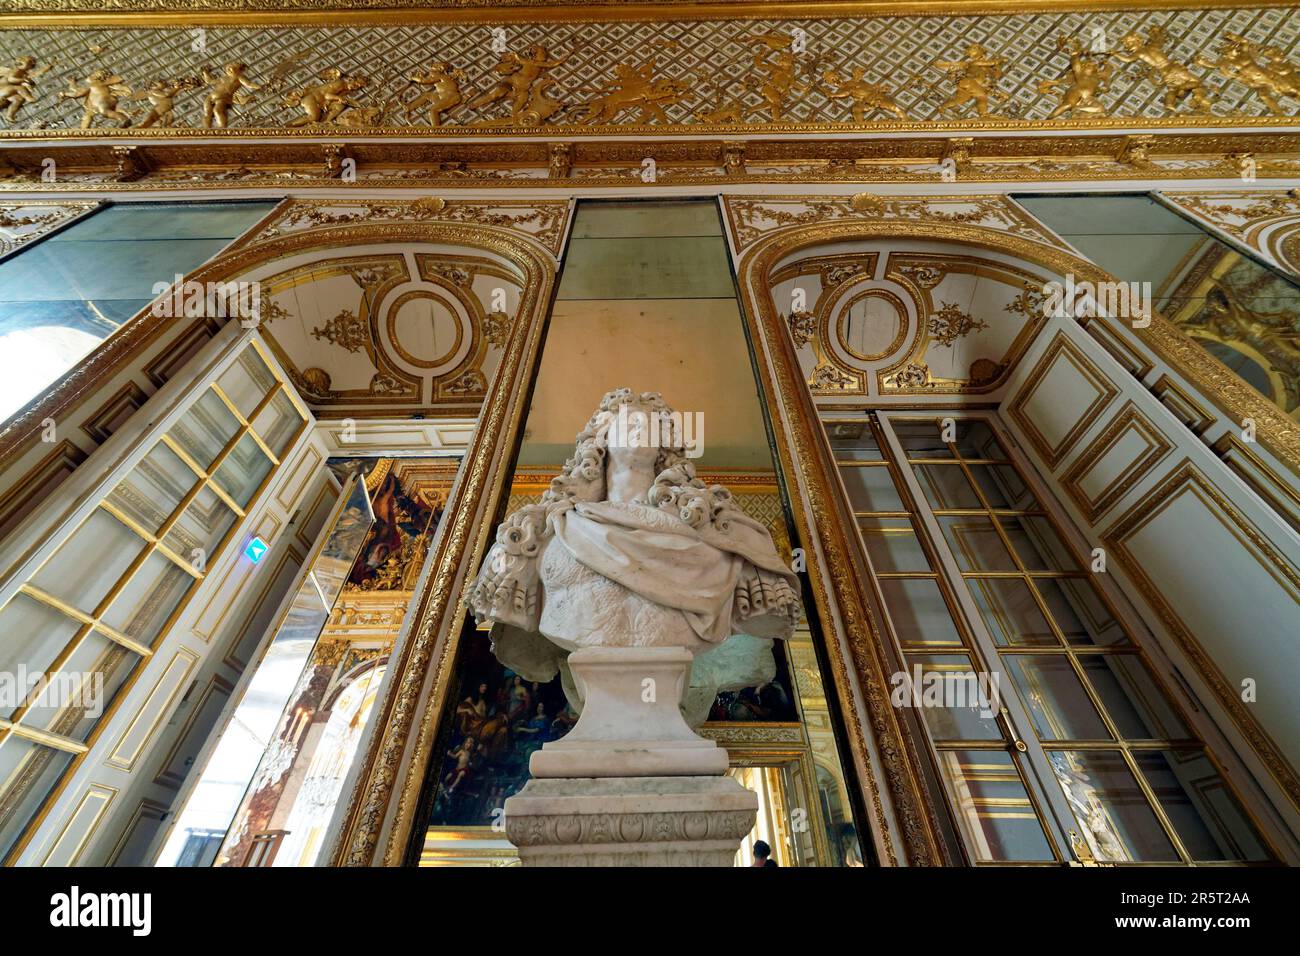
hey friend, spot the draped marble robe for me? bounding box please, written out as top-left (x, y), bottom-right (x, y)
top-left (466, 493), bottom-right (802, 724)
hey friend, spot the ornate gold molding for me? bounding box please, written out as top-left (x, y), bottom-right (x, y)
top-left (4, 135), bottom-right (1300, 191)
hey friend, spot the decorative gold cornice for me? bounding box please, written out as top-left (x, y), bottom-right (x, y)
top-left (3, 133), bottom-right (1300, 191)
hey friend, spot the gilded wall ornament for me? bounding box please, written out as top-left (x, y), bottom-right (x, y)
top-left (823, 69), bottom-right (907, 122)
top-left (128, 76), bottom-right (199, 129)
top-left (312, 308), bottom-right (368, 353)
top-left (59, 70), bottom-right (132, 129)
top-left (404, 63), bottom-right (465, 127)
top-left (200, 62), bottom-right (262, 128)
top-left (0, 57), bottom-right (53, 125)
top-left (1113, 26), bottom-right (1211, 114)
top-left (464, 43), bottom-right (569, 126)
top-left (785, 309), bottom-right (816, 347)
top-left (810, 362), bottom-right (855, 391)
top-left (1039, 37), bottom-right (1113, 119)
top-left (1196, 33), bottom-right (1300, 116)
top-left (750, 36), bottom-right (808, 123)
top-left (932, 44), bottom-right (1009, 117)
top-left (284, 68), bottom-right (371, 127)
top-left (926, 302), bottom-right (989, 347)
top-left (580, 59), bottom-right (688, 125)
top-left (888, 361), bottom-right (933, 389)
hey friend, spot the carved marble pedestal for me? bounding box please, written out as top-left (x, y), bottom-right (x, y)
top-left (503, 776), bottom-right (758, 867)
top-left (503, 647), bottom-right (757, 866)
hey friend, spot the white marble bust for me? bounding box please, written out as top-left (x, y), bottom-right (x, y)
top-left (466, 387), bottom-right (802, 722)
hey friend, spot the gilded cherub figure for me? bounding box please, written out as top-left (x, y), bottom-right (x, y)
top-left (1196, 33), bottom-right (1297, 116)
top-left (284, 68), bottom-right (370, 126)
top-left (128, 76), bottom-right (199, 128)
top-left (581, 60), bottom-right (687, 124)
top-left (750, 42), bottom-right (808, 122)
top-left (933, 43), bottom-right (1009, 116)
top-left (823, 68), bottom-right (907, 121)
top-left (1038, 37), bottom-right (1113, 118)
top-left (59, 70), bottom-right (132, 129)
top-left (405, 63), bottom-right (464, 126)
top-left (201, 62), bottom-right (261, 128)
top-left (466, 43), bottom-right (569, 123)
top-left (1113, 26), bottom-right (1211, 113)
top-left (1262, 46), bottom-right (1300, 100)
top-left (0, 57), bottom-right (54, 125)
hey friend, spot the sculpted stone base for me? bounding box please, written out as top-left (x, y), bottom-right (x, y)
top-left (503, 776), bottom-right (758, 867)
top-left (531, 646), bottom-right (729, 778)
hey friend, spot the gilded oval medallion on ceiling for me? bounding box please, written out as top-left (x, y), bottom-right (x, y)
top-left (385, 289), bottom-right (468, 372)
top-left (835, 288), bottom-right (910, 363)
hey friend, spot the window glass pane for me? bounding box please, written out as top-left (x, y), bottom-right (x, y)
top-left (105, 441), bottom-right (196, 534)
top-left (1005, 655), bottom-right (1110, 740)
top-left (939, 750), bottom-right (1055, 861)
top-left (839, 464), bottom-right (905, 513)
top-left (903, 654), bottom-right (1001, 740)
top-left (1079, 655), bottom-right (1191, 741)
top-left (0, 594), bottom-right (83, 715)
top-left (162, 484), bottom-right (238, 560)
top-left (857, 517), bottom-right (930, 573)
top-left (1034, 579), bottom-right (1129, 647)
top-left (101, 552), bottom-right (194, 644)
top-left (212, 434), bottom-right (273, 507)
top-left (965, 463), bottom-right (1035, 510)
top-left (825, 420), bottom-right (881, 460)
top-left (1049, 749), bottom-right (1179, 862)
top-left (24, 630), bottom-right (138, 743)
top-left (216, 350), bottom-right (277, 421)
top-left (949, 420), bottom-right (1007, 460)
top-left (1133, 751), bottom-right (1271, 862)
top-left (968, 577), bottom-right (1059, 647)
top-left (0, 201), bottom-right (278, 423)
top-left (0, 739), bottom-right (74, 861)
top-left (29, 508), bottom-right (145, 614)
top-left (250, 389), bottom-right (301, 458)
top-left (915, 464), bottom-right (982, 510)
top-left (999, 515), bottom-right (1079, 571)
top-left (168, 389), bottom-right (241, 471)
top-left (880, 578), bottom-right (963, 647)
top-left (894, 420), bottom-right (952, 458)
top-left (937, 515), bottom-right (1017, 571)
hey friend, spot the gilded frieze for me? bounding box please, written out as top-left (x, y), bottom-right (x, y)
top-left (1, 9), bottom-right (1299, 137)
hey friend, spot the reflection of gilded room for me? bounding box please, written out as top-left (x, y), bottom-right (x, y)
top-left (2, 2), bottom-right (1300, 895)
